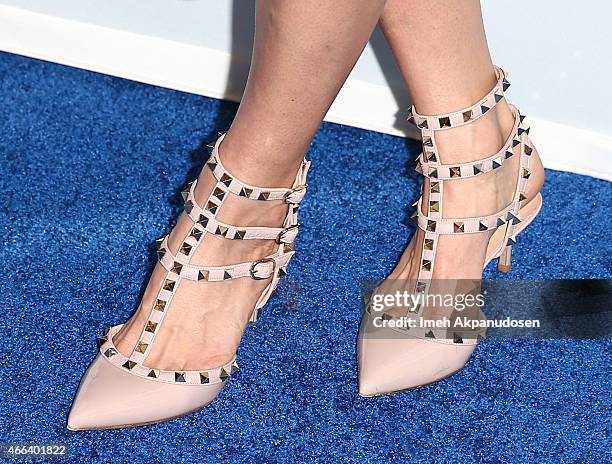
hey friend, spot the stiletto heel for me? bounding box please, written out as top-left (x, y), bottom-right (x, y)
top-left (497, 245), bottom-right (513, 273)
top-left (67, 133), bottom-right (311, 430)
top-left (357, 65), bottom-right (543, 396)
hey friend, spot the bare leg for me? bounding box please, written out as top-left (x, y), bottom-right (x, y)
top-left (378, 0), bottom-right (545, 281)
top-left (114, 0), bottom-right (387, 369)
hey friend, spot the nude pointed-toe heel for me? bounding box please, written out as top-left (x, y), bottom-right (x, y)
top-left (68, 133), bottom-right (311, 430)
top-left (357, 66), bottom-right (543, 397)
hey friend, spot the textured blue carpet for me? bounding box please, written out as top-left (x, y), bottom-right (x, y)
top-left (0, 52), bottom-right (610, 463)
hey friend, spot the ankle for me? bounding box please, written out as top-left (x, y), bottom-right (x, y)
top-left (218, 132), bottom-right (305, 188)
top-left (434, 101), bottom-right (515, 164)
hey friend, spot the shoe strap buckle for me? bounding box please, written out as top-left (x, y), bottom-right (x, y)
top-left (284, 184), bottom-right (308, 204)
top-left (276, 224), bottom-right (300, 244)
top-left (249, 257), bottom-right (277, 280)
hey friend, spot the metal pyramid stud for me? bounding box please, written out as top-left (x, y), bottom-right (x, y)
top-left (223, 269), bottom-right (233, 280)
top-left (104, 347), bottom-right (117, 358)
top-left (147, 369), bottom-right (158, 378)
top-left (430, 182), bottom-right (440, 194)
top-left (155, 238), bottom-right (164, 250)
top-left (219, 368), bottom-right (230, 381)
top-left (479, 221), bottom-right (488, 231)
top-left (200, 372), bottom-right (210, 384)
top-left (424, 239), bottom-right (434, 251)
top-left (522, 168), bottom-right (531, 179)
top-left (426, 152), bottom-right (437, 162)
top-left (415, 281), bottom-right (427, 293)
top-left (406, 107), bottom-right (413, 120)
top-left (453, 333), bottom-right (464, 344)
top-left (524, 145), bottom-right (533, 156)
top-left (429, 168), bottom-right (438, 178)
top-left (278, 267), bottom-right (288, 277)
top-left (426, 220), bottom-right (437, 232)
top-left (481, 104), bottom-right (490, 114)
top-left (421, 260), bottom-right (431, 271)
top-left (507, 235), bottom-right (517, 246)
top-left (156, 249), bottom-right (166, 261)
top-left (181, 187), bottom-right (190, 201)
top-left (97, 335), bottom-right (108, 348)
top-left (220, 173), bottom-right (233, 186)
top-left (519, 114), bottom-right (526, 123)
top-left (206, 141), bottom-right (215, 150)
top-left (212, 186), bottom-right (226, 201)
top-left (145, 321), bottom-right (158, 333)
top-left (184, 203), bottom-right (194, 215)
top-left (207, 161), bottom-right (217, 171)
top-left (154, 299), bottom-right (167, 312)
top-left (243, 187), bottom-right (253, 197)
top-left (507, 211), bottom-right (521, 225)
top-left (423, 136), bottom-right (433, 147)
top-left (235, 230), bottom-right (246, 240)
top-left (411, 200), bottom-right (419, 208)
top-left (258, 191), bottom-right (271, 200)
top-left (492, 159), bottom-right (502, 170)
top-left (512, 136), bottom-right (521, 148)
top-left (171, 262), bottom-right (183, 275)
top-left (175, 372), bottom-right (186, 383)
top-left (463, 110), bottom-right (473, 122)
top-left (198, 270), bottom-right (209, 281)
top-left (206, 201), bottom-right (218, 214)
top-left (519, 192), bottom-right (527, 202)
top-left (473, 164), bottom-right (482, 175)
top-left (453, 222), bottom-right (465, 233)
top-left (180, 243), bottom-right (192, 256)
top-left (425, 330), bottom-right (435, 339)
top-left (135, 342), bottom-right (148, 354)
top-left (415, 162), bottom-right (423, 175)
top-left (497, 217), bottom-right (506, 227)
top-left (232, 361), bottom-right (239, 371)
top-left (198, 215), bottom-right (209, 228)
top-left (190, 228), bottom-right (203, 241)
top-left (449, 167), bottom-right (461, 178)
top-left (494, 92), bottom-right (504, 103)
top-left (216, 225), bottom-right (229, 237)
top-left (410, 210), bottom-right (418, 220)
top-left (502, 79), bottom-right (511, 92)
top-left (418, 119), bottom-right (428, 129)
top-left (429, 201), bottom-right (439, 213)
top-left (439, 116), bottom-right (451, 128)
top-left (122, 360), bottom-right (136, 370)
top-left (505, 149), bottom-right (514, 159)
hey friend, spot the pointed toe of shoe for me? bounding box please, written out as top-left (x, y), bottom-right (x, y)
top-left (357, 320), bottom-right (476, 397)
top-left (67, 355), bottom-right (225, 430)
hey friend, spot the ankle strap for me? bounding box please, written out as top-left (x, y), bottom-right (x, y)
top-left (407, 66), bottom-right (509, 131)
top-left (417, 106), bottom-right (531, 180)
top-left (205, 133), bottom-right (310, 205)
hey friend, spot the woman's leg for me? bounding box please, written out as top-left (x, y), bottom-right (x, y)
top-left (114, 0), bottom-right (388, 369)
top-left (378, 0), bottom-right (545, 281)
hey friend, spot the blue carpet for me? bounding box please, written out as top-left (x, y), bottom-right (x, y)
top-left (0, 52), bottom-right (610, 463)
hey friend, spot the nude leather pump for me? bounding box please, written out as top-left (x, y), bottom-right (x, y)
top-left (67, 133), bottom-right (310, 429)
top-left (357, 66), bottom-right (543, 396)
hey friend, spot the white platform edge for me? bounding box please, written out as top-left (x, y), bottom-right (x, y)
top-left (1, 5), bottom-right (611, 182)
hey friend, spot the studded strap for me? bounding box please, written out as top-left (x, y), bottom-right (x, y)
top-left (206, 133), bottom-right (309, 204)
top-left (418, 107), bottom-right (530, 180)
top-left (407, 66), bottom-right (510, 130)
top-left (99, 325), bottom-right (238, 385)
top-left (112, 132), bottom-right (310, 381)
